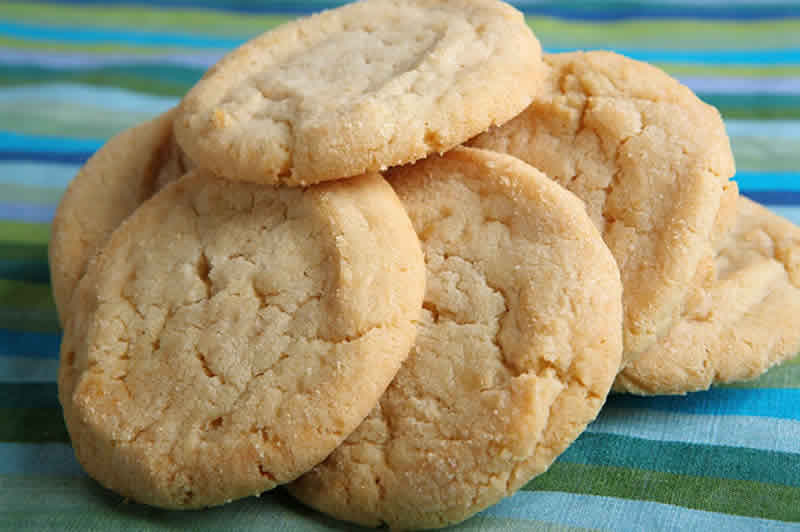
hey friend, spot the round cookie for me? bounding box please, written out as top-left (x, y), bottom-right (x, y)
top-left (57, 170), bottom-right (426, 509)
top-left (49, 108), bottom-right (191, 323)
top-left (175, 0), bottom-right (543, 187)
top-left (615, 196), bottom-right (800, 395)
top-left (288, 147), bottom-right (623, 529)
top-left (468, 51), bottom-right (736, 362)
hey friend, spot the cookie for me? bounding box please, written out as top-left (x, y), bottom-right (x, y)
top-left (615, 196), bottom-right (800, 395)
top-left (175, 0), bottom-right (543, 187)
top-left (288, 147), bottom-right (623, 529)
top-left (57, 170), bottom-right (426, 509)
top-left (469, 51), bottom-right (736, 362)
top-left (49, 108), bottom-right (191, 323)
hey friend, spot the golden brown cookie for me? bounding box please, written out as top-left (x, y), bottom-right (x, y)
top-left (288, 147), bottom-right (623, 529)
top-left (469, 51), bottom-right (736, 363)
top-left (615, 196), bottom-right (800, 395)
top-left (58, 170), bottom-right (426, 509)
top-left (175, 0), bottom-right (543, 186)
top-left (49, 109), bottom-right (191, 323)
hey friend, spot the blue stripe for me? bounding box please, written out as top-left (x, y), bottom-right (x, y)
top-left (734, 171), bottom-right (800, 191)
top-left (0, 132), bottom-right (103, 154)
top-left (0, 329), bottom-right (61, 359)
top-left (0, 260), bottom-right (52, 284)
top-left (608, 388), bottom-right (800, 421)
top-left (0, 20), bottom-right (245, 49)
top-left (741, 189), bottom-right (800, 205)
top-left (545, 47), bottom-right (800, 66)
top-left (0, 202), bottom-right (55, 223)
top-left (0, 151), bottom-right (91, 165)
top-left (588, 408), bottom-right (800, 454)
top-left (482, 491), bottom-right (800, 532)
top-left (0, 443), bottom-right (82, 476)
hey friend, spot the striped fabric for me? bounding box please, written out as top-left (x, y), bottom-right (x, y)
top-left (2, 1), bottom-right (799, 530)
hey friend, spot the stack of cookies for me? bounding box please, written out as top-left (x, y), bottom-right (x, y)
top-left (49, 0), bottom-right (800, 529)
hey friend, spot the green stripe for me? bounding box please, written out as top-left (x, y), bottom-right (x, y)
top-left (0, 407), bottom-right (67, 443)
top-left (732, 137), bottom-right (800, 172)
top-left (0, 184), bottom-right (62, 206)
top-left (530, 17), bottom-right (800, 51)
top-left (0, 101), bottom-right (160, 140)
top-left (0, 279), bottom-right (58, 332)
top-left (0, 307), bottom-right (59, 333)
top-left (0, 221), bottom-right (50, 245)
top-left (523, 462), bottom-right (800, 522)
top-left (0, 1), bottom-right (288, 39)
top-left (0, 243), bottom-right (48, 262)
top-left (703, 95), bottom-right (800, 121)
top-left (718, 353), bottom-right (800, 389)
top-left (0, 66), bottom-right (202, 99)
top-left (1, 383), bottom-right (59, 409)
top-left (563, 432), bottom-right (800, 487)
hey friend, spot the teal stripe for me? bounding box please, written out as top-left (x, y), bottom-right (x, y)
top-left (562, 432), bottom-right (800, 487)
top-left (485, 491), bottom-right (800, 532)
top-left (0, 64), bottom-right (204, 98)
top-left (0, 183), bottom-right (63, 205)
top-left (0, 357), bottom-right (58, 382)
top-left (0, 443), bottom-right (78, 475)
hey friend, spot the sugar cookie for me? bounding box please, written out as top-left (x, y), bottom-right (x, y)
top-left (58, 170), bottom-right (425, 508)
top-left (49, 109), bottom-right (190, 322)
top-left (615, 196), bottom-right (800, 394)
top-left (469, 51), bottom-right (736, 362)
top-left (175, 0), bottom-right (543, 186)
top-left (288, 147), bottom-right (622, 529)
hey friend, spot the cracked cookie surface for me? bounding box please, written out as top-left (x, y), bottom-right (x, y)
top-left (615, 197), bottom-right (800, 395)
top-left (49, 108), bottom-right (192, 323)
top-left (175, 0), bottom-right (543, 186)
top-left (58, 170), bottom-right (425, 509)
top-left (288, 147), bottom-right (623, 529)
top-left (469, 51), bottom-right (736, 362)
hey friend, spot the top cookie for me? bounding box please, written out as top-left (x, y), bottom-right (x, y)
top-left (175, 0), bottom-right (543, 186)
top-left (469, 51), bottom-right (735, 361)
top-left (288, 147), bottom-right (622, 529)
top-left (615, 196), bottom-right (800, 395)
top-left (49, 109), bottom-right (191, 323)
top-left (58, 170), bottom-right (426, 509)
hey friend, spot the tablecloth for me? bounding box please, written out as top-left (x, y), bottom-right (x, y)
top-left (1, 1), bottom-right (799, 530)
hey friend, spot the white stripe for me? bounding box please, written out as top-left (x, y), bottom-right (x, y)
top-left (726, 120), bottom-right (800, 138)
top-left (765, 206), bottom-right (800, 225)
top-left (0, 162), bottom-right (78, 188)
top-left (681, 77), bottom-right (800, 95)
top-left (0, 48), bottom-right (222, 68)
top-left (588, 407), bottom-right (800, 454)
top-left (0, 83), bottom-right (177, 113)
top-left (0, 357), bottom-right (59, 382)
top-left (483, 491), bottom-right (798, 532)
